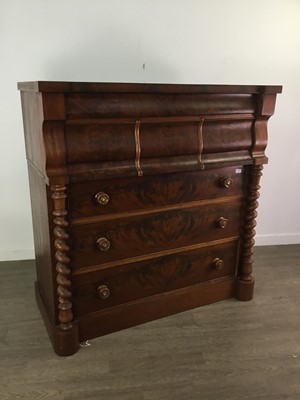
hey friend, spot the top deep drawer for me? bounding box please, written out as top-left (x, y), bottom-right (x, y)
top-left (65, 93), bottom-right (256, 119)
top-left (69, 166), bottom-right (245, 220)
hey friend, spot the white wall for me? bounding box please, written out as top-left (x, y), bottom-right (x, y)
top-left (1, 0), bottom-right (300, 261)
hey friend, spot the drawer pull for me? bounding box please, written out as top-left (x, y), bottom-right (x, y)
top-left (97, 284), bottom-right (111, 299)
top-left (97, 237), bottom-right (111, 251)
top-left (95, 191), bottom-right (110, 206)
top-left (219, 177), bottom-right (233, 188)
top-left (212, 258), bottom-right (224, 270)
top-left (216, 217), bottom-right (228, 228)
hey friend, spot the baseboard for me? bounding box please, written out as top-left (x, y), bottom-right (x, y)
top-left (255, 233), bottom-right (300, 246)
top-left (0, 247), bottom-right (35, 261)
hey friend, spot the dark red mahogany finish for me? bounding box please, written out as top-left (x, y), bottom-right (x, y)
top-left (18, 81), bottom-right (281, 356)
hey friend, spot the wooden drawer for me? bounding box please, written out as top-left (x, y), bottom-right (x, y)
top-left (65, 120), bottom-right (252, 164)
top-left (65, 92), bottom-right (256, 119)
top-left (70, 200), bottom-right (243, 269)
top-left (69, 166), bottom-right (245, 219)
top-left (72, 240), bottom-right (239, 316)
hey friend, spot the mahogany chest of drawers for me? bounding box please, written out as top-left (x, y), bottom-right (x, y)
top-left (18, 81), bottom-right (281, 356)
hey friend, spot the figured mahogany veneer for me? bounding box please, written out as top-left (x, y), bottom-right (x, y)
top-left (70, 199), bottom-right (243, 269)
top-left (69, 166), bottom-right (245, 219)
top-left (73, 239), bottom-right (239, 315)
top-left (18, 81), bottom-right (281, 356)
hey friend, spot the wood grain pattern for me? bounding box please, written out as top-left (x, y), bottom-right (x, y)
top-left (69, 166), bottom-right (245, 219)
top-left (20, 92), bottom-right (46, 178)
top-left (65, 123), bottom-right (136, 163)
top-left (251, 94), bottom-right (278, 165)
top-left (64, 117), bottom-right (253, 178)
top-left (78, 277), bottom-right (236, 340)
top-left (43, 121), bottom-right (68, 184)
top-left (65, 93), bottom-right (257, 119)
top-left (70, 200), bottom-right (243, 269)
top-left (73, 240), bottom-right (238, 315)
top-left (27, 163), bottom-right (56, 324)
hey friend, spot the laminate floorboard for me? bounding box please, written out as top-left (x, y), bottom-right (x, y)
top-left (0, 245), bottom-right (299, 400)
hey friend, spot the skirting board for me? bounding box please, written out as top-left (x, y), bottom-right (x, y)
top-left (0, 248), bottom-right (35, 262)
top-left (0, 234), bottom-right (299, 261)
top-left (255, 233), bottom-right (300, 246)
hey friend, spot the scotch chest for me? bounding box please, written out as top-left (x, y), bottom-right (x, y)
top-left (18, 81), bottom-right (281, 356)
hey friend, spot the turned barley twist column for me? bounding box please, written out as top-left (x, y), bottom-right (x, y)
top-left (51, 185), bottom-right (73, 330)
top-left (236, 165), bottom-right (263, 300)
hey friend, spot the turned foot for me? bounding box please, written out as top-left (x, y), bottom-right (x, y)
top-left (51, 324), bottom-right (79, 356)
top-left (235, 277), bottom-right (255, 301)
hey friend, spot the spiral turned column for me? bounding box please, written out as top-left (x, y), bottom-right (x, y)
top-left (236, 165), bottom-right (263, 301)
top-left (51, 185), bottom-right (73, 330)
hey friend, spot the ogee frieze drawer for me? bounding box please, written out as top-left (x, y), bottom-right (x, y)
top-left (72, 240), bottom-right (239, 315)
top-left (65, 120), bottom-right (252, 164)
top-left (69, 166), bottom-right (245, 220)
top-left (70, 200), bottom-right (243, 269)
top-left (64, 118), bottom-right (253, 180)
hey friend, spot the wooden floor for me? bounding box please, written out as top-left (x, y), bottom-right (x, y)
top-left (0, 245), bottom-right (300, 399)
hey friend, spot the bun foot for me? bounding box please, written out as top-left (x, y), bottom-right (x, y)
top-left (35, 282), bottom-right (80, 356)
top-left (235, 277), bottom-right (255, 301)
top-left (52, 324), bottom-right (80, 356)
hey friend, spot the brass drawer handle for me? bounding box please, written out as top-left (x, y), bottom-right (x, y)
top-left (97, 284), bottom-right (111, 299)
top-left (97, 237), bottom-right (111, 251)
top-left (219, 177), bottom-right (233, 188)
top-left (216, 217), bottom-right (228, 228)
top-left (212, 258), bottom-right (224, 270)
top-left (95, 191), bottom-right (110, 206)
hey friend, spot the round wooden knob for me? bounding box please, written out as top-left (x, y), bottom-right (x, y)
top-left (97, 237), bottom-right (111, 251)
top-left (95, 191), bottom-right (109, 206)
top-left (220, 177), bottom-right (233, 188)
top-left (212, 258), bottom-right (224, 270)
top-left (97, 284), bottom-right (111, 299)
top-left (216, 217), bottom-right (228, 228)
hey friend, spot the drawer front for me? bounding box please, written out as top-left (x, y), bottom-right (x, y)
top-left (69, 166), bottom-right (245, 219)
top-left (70, 200), bottom-right (243, 269)
top-left (65, 92), bottom-right (256, 119)
top-left (73, 240), bottom-right (239, 315)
